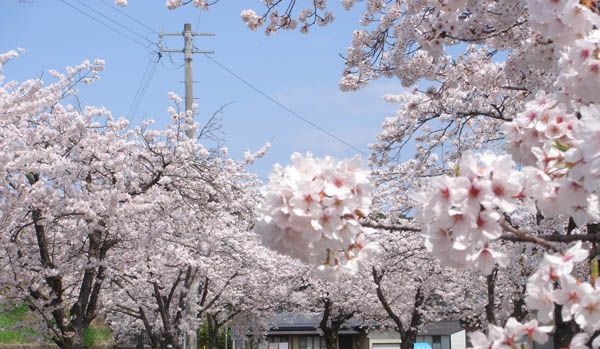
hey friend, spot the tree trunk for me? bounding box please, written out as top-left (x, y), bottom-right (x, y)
top-left (400, 331), bottom-right (418, 349)
top-left (56, 330), bottom-right (85, 349)
top-left (319, 298), bottom-right (337, 349)
top-left (553, 305), bottom-right (577, 348)
top-left (323, 329), bottom-right (338, 349)
top-left (27, 176), bottom-right (109, 349)
top-left (50, 326), bottom-right (87, 349)
top-left (207, 314), bottom-right (220, 349)
top-left (372, 266), bottom-right (424, 349)
top-left (74, 326), bottom-right (86, 349)
top-left (485, 268), bottom-right (498, 326)
top-left (136, 332), bottom-right (145, 349)
top-left (159, 330), bottom-right (180, 349)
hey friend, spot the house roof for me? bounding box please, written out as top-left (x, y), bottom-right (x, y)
top-left (271, 313), bottom-right (322, 329)
top-left (267, 314), bottom-right (463, 336)
top-left (418, 322), bottom-right (464, 335)
top-left (269, 313), bottom-right (364, 334)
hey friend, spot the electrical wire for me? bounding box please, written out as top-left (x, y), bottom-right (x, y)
top-left (160, 42), bottom-right (186, 70)
top-left (59, 0), bottom-right (161, 124)
top-left (127, 59), bottom-right (153, 119)
top-left (96, 0), bottom-right (159, 34)
top-left (61, 0), bottom-right (366, 154)
top-left (201, 54), bottom-right (369, 156)
top-left (195, 10), bottom-right (203, 33)
top-left (129, 58), bottom-right (159, 123)
top-left (59, 0), bottom-right (149, 50)
top-left (72, 0), bottom-right (154, 46)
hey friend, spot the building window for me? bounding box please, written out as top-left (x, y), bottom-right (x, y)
top-left (300, 336), bottom-right (324, 349)
top-left (300, 337), bottom-right (312, 349)
top-left (431, 336), bottom-right (441, 349)
top-left (269, 337), bottom-right (289, 349)
top-left (269, 337), bottom-right (289, 344)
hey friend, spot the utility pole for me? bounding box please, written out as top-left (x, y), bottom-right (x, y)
top-left (160, 23), bottom-right (214, 138)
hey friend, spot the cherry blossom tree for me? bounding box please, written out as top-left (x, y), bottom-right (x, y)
top-left (217, 0), bottom-right (600, 347)
top-left (367, 230), bottom-right (466, 349)
top-left (0, 51), bottom-right (127, 349)
top-left (281, 271), bottom-right (378, 349)
top-left (196, 239), bottom-right (301, 349)
top-left (0, 51), bottom-right (262, 349)
top-left (103, 188), bottom-right (298, 349)
top-left (365, 227), bottom-right (544, 349)
top-left (21, 0), bottom-right (600, 346)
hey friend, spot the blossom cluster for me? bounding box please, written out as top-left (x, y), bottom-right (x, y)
top-left (502, 93), bottom-right (600, 226)
top-left (409, 1), bottom-right (600, 278)
top-left (416, 93), bottom-right (600, 275)
top-left (472, 243), bottom-right (600, 349)
top-left (470, 318), bottom-right (552, 349)
top-left (255, 153), bottom-right (375, 279)
top-left (558, 30), bottom-right (600, 104)
top-left (414, 152), bottom-right (523, 275)
top-left (501, 92), bottom-right (578, 166)
top-left (526, 243), bottom-right (598, 329)
top-left (165, 0), bottom-right (182, 10)
top-left (241, 9), bottom-right (263, 31)
top-left (526, 0), bottom-right (600, 47)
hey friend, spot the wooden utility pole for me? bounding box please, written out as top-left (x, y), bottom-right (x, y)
top-left (160, 23), bottom-right (214, 138)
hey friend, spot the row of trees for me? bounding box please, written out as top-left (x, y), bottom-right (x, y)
top-left (0, 50), bottom-right (265, 348)
top-left (3, 0), bottom-right (600, 348)
top-left (0, 49), bottom-right (534, 345)
top-left (228, 0), bottom-right (600, 347)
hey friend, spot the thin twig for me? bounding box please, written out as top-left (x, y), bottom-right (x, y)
top-left (499, 220), bottom-right (558, 252)
top-left (359, 219), bottom-right (421, 232)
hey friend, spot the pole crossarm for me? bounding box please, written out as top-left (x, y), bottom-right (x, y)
top-left (161, 32), bottom-right (215, 36)
top-left (159, 23), bottom-right (214, 139)
top-left (160, 49), bottom-right (214, 53)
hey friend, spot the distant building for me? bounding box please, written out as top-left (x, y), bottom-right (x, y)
top-left (233, 314), bottom-right (466, 349)
top-left (415, 322), bottom-right (466, 349)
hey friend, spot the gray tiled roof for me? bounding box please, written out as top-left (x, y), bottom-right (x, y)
top-left (269, 313), bottom-right (364, 334)
top-left (269, 313), bottom-right (463, 336)
top-left (418, 322), bottom-right (464, 335)
top-left (271, 313), bottom-right (321, 328)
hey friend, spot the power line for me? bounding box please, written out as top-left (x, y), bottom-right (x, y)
top-left (201, 54), bottom-right (369, 156)
top-left (127, 58), bottom-right (153, 119)
top-left (133, 60), bottom-right (158, 121)
top-left (71, 0), bottom-right (155, 46)
top-left (59, 0), bottom-right (160, 121)
top-left (195, 10), bottom-right (203, 33)
top-left (128, 58), bottom-right (159, 122)
top-left (60, 1), bottom-right (365, 154)
top-left (59, 0), bottom-right (160, 125)
top-left (59, 0), bottom-right (149, 50)
top-left (96, 0), bottom-right (159, 34)
top-left (160, 42), bottom-right (186, 70)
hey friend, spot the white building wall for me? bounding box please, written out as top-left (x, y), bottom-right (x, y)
top-left (367, 330), bottom-right (402, 349)
top-left (367, 330), bottom-right (402, 340)
top-left (450, 331), bottom-right (466, 349)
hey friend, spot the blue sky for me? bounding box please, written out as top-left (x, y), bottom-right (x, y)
top-left (0, 0), bottom-right (400, 176)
